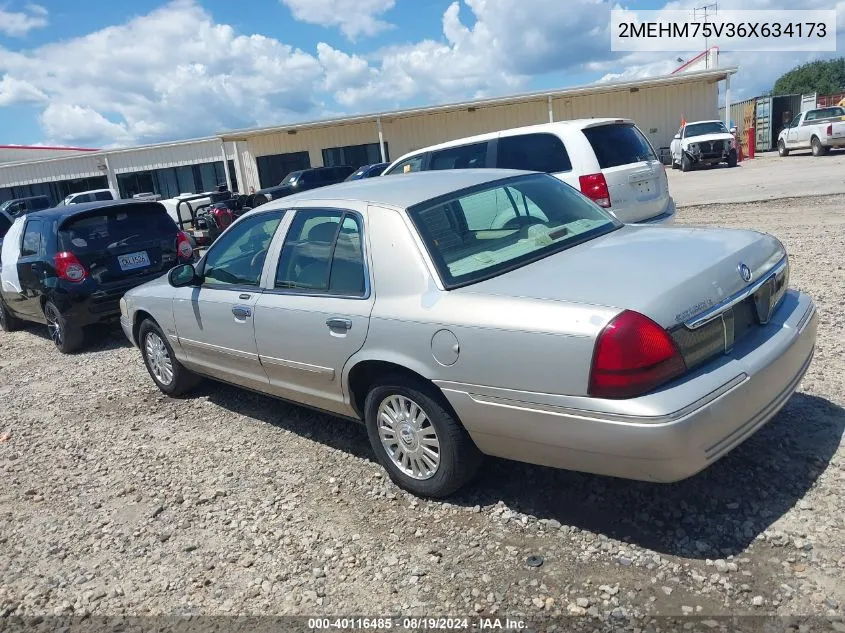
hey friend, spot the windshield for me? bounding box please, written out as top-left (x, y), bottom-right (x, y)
top-left (685, 122), bottom-right (729, 137)
top-left (408, 173), bottom-right (620, 289)
top-left (280, 171), bottom-right (300, 185)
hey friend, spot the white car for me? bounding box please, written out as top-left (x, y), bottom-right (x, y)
top-left (670, 120), bottom-right (737, 172)
top-left (57, 188), bottom-right (119, 206)
top-left (382, 119), bottom-right (676, 224)
top-left (778, 106), bottom-right (845, 157)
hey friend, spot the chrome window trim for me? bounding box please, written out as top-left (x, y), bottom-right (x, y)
top-left (685, 257), bottom-right (788, 330)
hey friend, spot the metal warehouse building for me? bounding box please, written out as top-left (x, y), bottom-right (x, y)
top-left (1, 67), bottom-right (735, 205)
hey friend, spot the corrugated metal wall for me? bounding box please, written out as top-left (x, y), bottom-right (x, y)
top-left (719, 96), bottom-right (757, 156)
top-left (0, 139), bottom-right (234, 188)
top-left (240, 78), bottom-right (718, 190)
top-left (2, 77), bottom-right (720, 193)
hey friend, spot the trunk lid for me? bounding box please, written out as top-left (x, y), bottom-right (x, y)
top-left (580, 122), bottom-right (671, 223)
top-left (58, 203), bottom-right (180, 285)
top-left (457, 224), bottom-right (786, 329)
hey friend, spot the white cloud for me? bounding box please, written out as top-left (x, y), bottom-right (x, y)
top-left (280, 0), bottom-right (396, 40)
top-left (0, 0), bottom-right (326, 145)
top-left (0, 75), bottom-right (46, 105)
top-left (0, 0), bottom-right (842, 147)
top-left (39, 104), bottom-right (131, 143)
top-left (0, 4), bottom-right (48, 36)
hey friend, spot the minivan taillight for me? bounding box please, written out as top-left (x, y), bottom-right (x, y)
top-left (578, 173), bottom-right (611, 208)
top-left (176, 231), bottom-right (193, 261)
top-left (589, 310), bottom-right (687, 399)
top-left (54, 251), bottom-right (88, 283)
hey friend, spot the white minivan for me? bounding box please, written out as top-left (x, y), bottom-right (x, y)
top-left (382, 119), bottom-right (676, 224)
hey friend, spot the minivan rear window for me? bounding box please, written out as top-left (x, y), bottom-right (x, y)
top-left (582, 123), bottom-right (657, 169)
top-left (58, 204), bottom-right (176, 252)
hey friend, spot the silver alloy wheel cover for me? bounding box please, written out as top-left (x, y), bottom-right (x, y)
top-left (377, 394), bottom-right (441, 480)
top-left (144, 332), bottom-right (174, 386)
top-left (45, 305), bottom-right (62, 346)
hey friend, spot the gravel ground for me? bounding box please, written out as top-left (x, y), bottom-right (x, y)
top-left (1, 194), bottom-right (844, 627)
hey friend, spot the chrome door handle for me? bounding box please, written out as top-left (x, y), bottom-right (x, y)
top-left (326, 317), bottom-right (352, 331)
top-left (232, 306), bottom-right (252, 319)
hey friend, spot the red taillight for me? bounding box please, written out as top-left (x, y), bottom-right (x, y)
top-left (826, 124), bottom-right (833, 136)
top-left (176, 231), bottom-right (193, 261)
top-left (54, 251), bottom-right (88, 283)
top-left (589, 310), bottom-right (687, 399)
top-left (578, 173), bottom-right (611, 208)
top-left (211, 207), bottom-right (233, 229)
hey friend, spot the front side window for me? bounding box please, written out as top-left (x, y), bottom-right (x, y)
top-left (202, 211), bottom-right (283, 287)
top-left (408, 174), bottom-right (620, 288)
top-left (275, 209), bottom-right (366, 297)
top-left (497, 133), bottom-right (572, 173)
top-left (430, 142), bottom-right (488, 171)
top-left (21, 220), bottom-right (43, 257)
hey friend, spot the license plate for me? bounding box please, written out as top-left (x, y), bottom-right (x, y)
top-left (118, 251), bottom-right (151, 271)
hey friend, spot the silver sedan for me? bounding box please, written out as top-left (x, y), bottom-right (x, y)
top-left (120, 170), bottom-right (817, 497)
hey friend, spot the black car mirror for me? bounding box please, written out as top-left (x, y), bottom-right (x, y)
top-left (169, 263), bottom-right (200, 287)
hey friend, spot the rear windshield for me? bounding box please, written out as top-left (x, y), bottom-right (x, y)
top-left (30, 197), bottom-right (51, 210)
top-left (58, 204), bottom-right (176, 252)
top-left (583, 123), bottom-right (657, 168)
top-left (407, 173), bottom-right (620, 289)
top-left (806, 107), bottom-right (845, 121)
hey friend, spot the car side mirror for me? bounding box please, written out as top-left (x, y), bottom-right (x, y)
top-left (169, 263), bottom-right (200, 287)
top-left (673, 134), bottom-right (681, 140)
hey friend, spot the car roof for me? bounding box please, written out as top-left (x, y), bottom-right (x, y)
top-left (390, 118), bottom-right (632, 160)
top-left (26, 199), bottom-right (163, 222)
top-left (68, 189), bottom-right (112, 195)
top-left (684, 120), bottom-right (724, 125)
top-left (274, 168), bottom-right (533, 209)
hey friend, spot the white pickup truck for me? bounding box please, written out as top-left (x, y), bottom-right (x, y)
top-left (778, 106), bottom-right (845, 157)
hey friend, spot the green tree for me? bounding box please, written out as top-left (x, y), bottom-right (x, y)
top-left (773, 58), bottom-right (845, 95)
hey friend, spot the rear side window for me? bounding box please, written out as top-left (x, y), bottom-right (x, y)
top-left (31, 197), bottom-right (51, 211)
top-left (93, 191), bottom-right (114, 201)
top-left (275, 210), bottom-right (366, 296)
top-left (582, 124), bottom-right (657, 168)
top-left (58, 205), bottom-right (176, 252)
top-left (497, 133), bottom-right (572, 173)
top-left (430, 142), bottom-right (488, 170)
top-left (21, 220), bottom-right (43, 256)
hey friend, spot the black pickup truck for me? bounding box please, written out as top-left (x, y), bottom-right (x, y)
top-left (255, 165), bottom-right (355, 201)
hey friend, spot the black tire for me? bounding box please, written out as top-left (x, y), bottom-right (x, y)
top-left (680, 153), bottom-right (692, 172)
top-left (138, 319), bottom-right (201, 396)
top-left (778, 140), bottom-right (789, 157)
top-left (670, 157), bottom-right (679, 170)
top-left (43, 300), bottom-right (84, 354)
top-left (727, 149), bottom-right (738, 168)
top-left (364, 374), bottom-right (482, 498)
top-left (811, 136), bottom-right (824, 157)
top-left (0, 298), bottom-right (24, 332)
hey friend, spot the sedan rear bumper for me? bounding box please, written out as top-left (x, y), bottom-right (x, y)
top-left (437, 290), bottom-right (817, 482)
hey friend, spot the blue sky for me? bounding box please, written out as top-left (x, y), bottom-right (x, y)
top-left (0, 0), bottom-right (840, 148)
